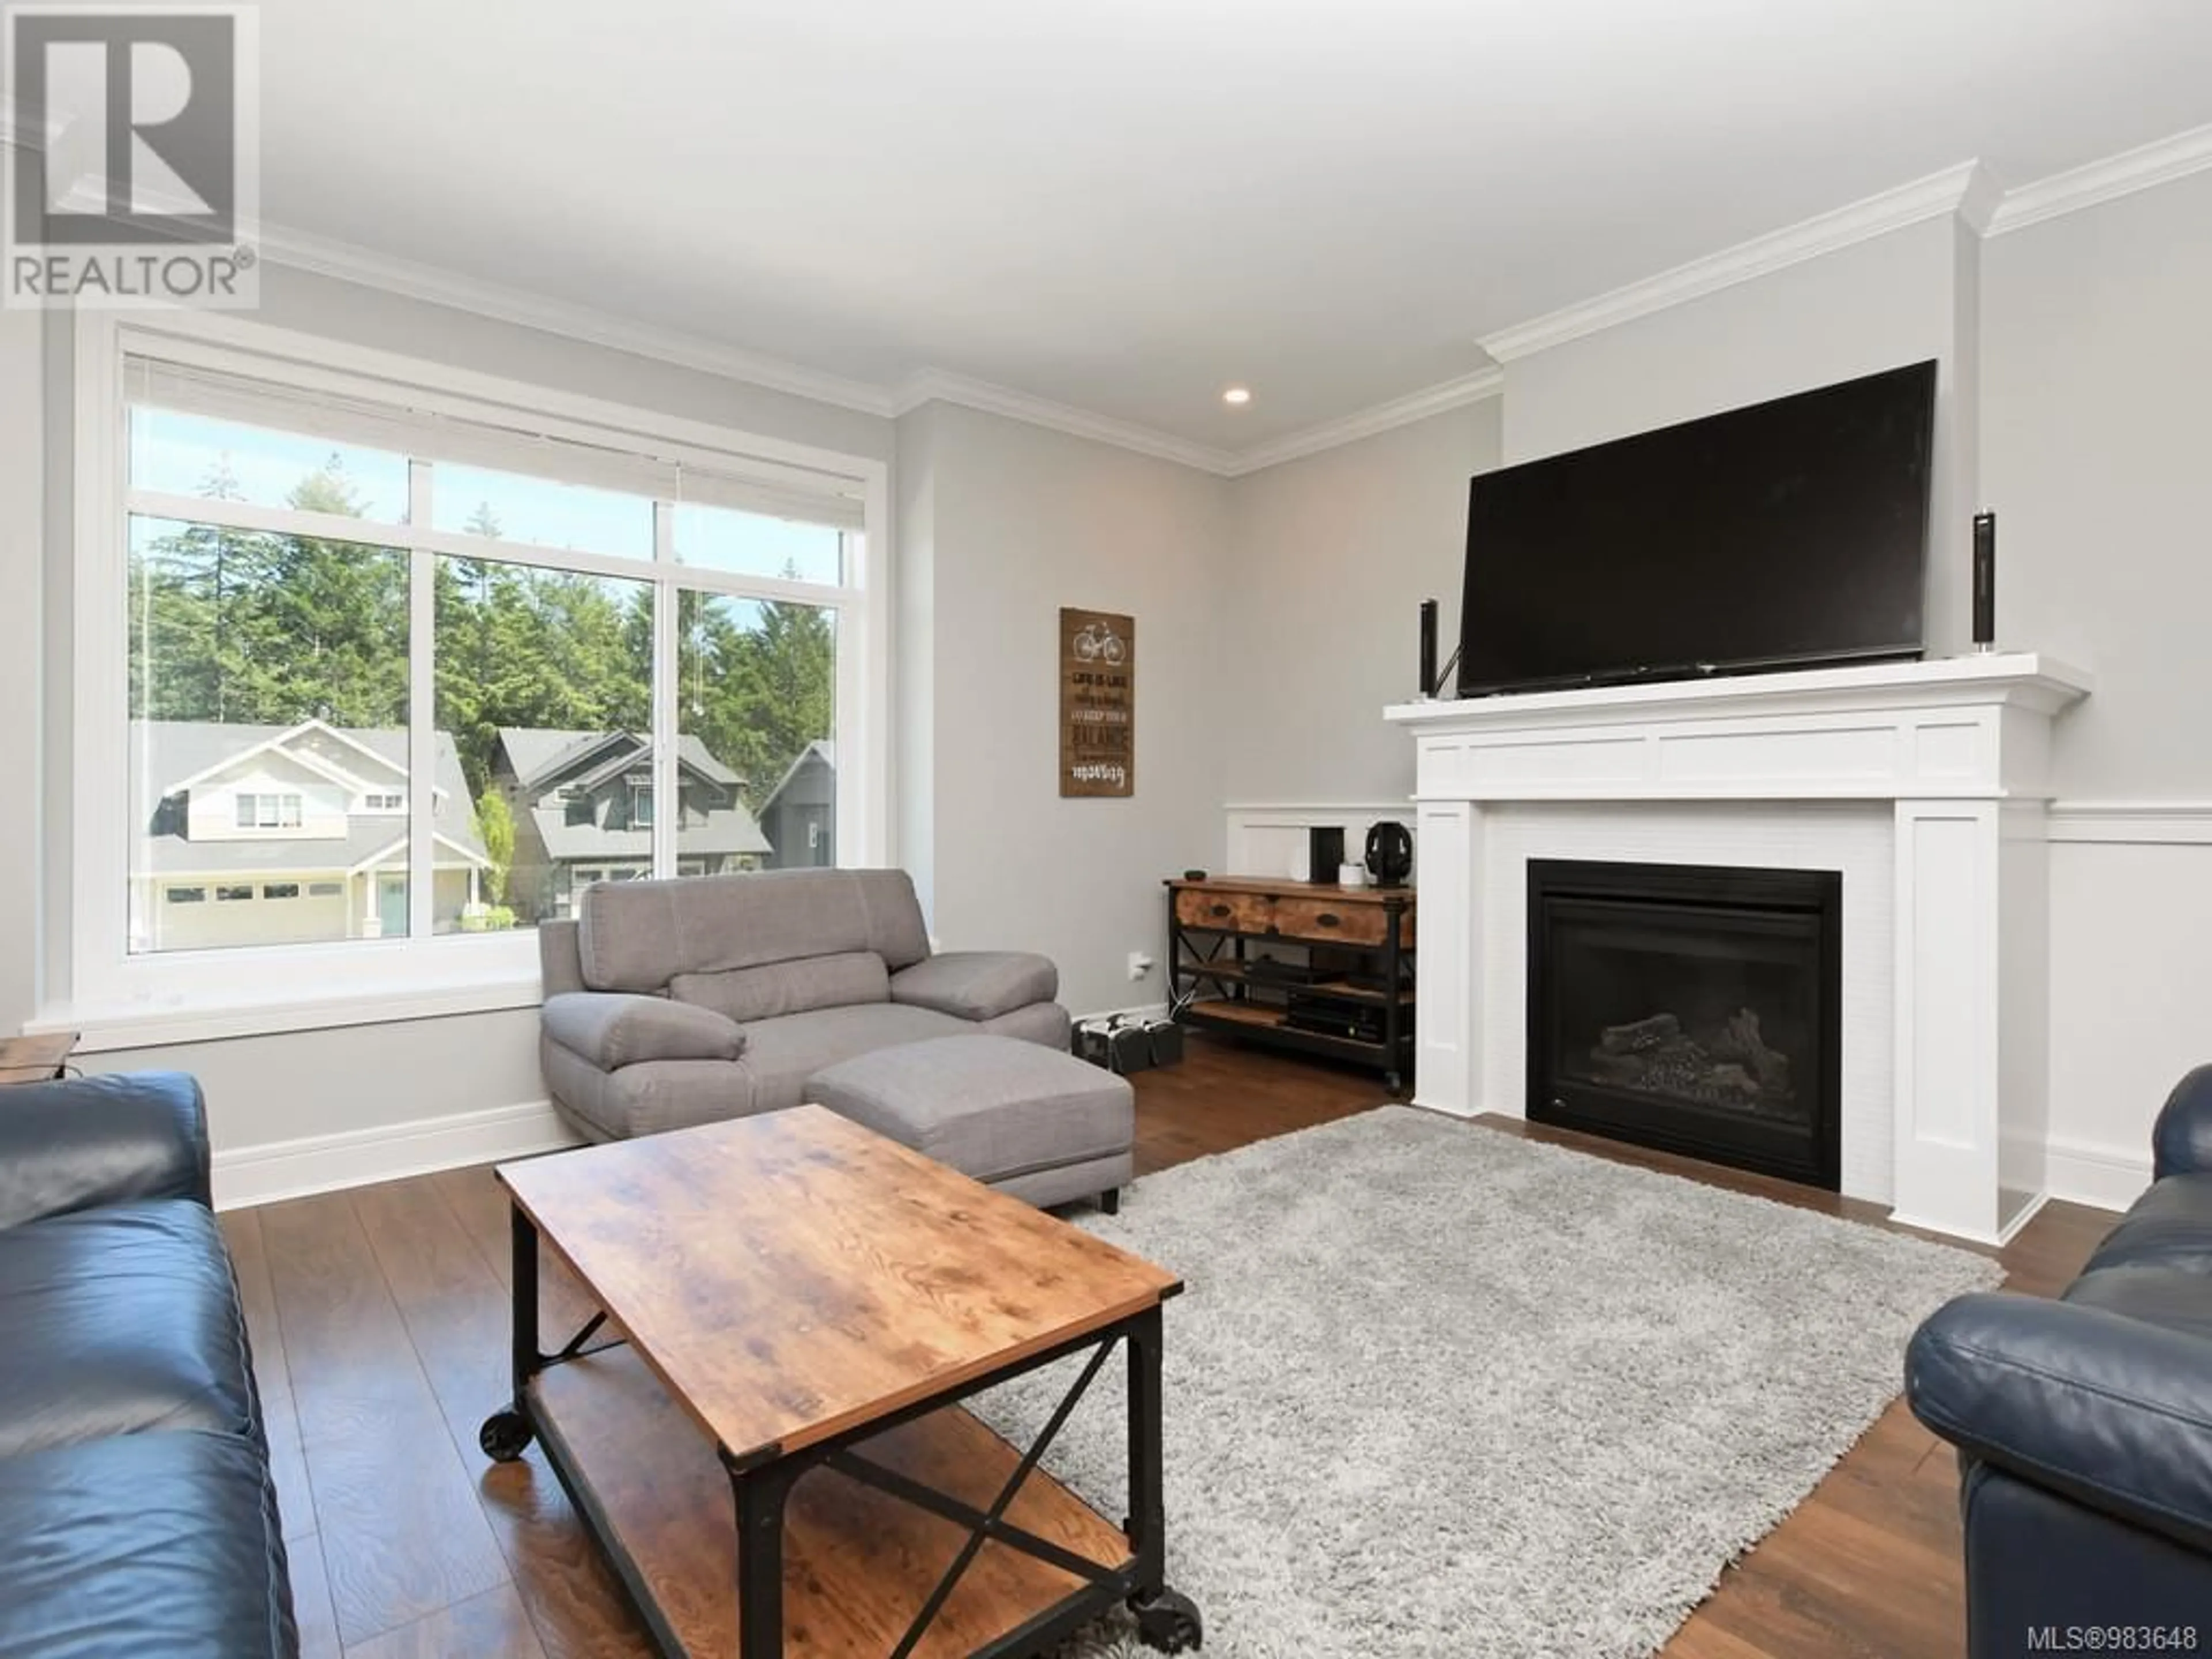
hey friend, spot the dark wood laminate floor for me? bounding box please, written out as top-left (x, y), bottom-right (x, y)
top-left (224, 1035), bottom-right (2116, 1658)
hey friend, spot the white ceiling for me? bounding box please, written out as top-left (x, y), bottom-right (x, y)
top-left (234, 1), bottom-right (2212, 452)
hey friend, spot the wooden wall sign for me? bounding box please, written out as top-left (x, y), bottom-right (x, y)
top-left (1059, 607), bottom-right (1135, 797)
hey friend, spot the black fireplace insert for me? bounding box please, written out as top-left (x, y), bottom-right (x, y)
top-left (1527, 859), bottom-right (1842, 1190)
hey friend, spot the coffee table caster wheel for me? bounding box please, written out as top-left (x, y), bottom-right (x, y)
top-left (479, 1409), bottom-right (534, 1463)
top-left (1130, 1586), bottom-right (1202, 1652)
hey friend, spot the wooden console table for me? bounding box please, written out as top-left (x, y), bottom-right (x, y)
top-left (0, 1031), bottom-right (77, 1086)
top-left (1166, 877), bottom-right (1414, 1090)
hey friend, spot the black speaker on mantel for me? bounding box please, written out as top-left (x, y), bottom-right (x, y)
top-left (1308, 825), bottom-right (1344, 885)
top-left (1972, 511), bottom-right (1997, 652)
top-left (1418, 599), bottom-right (1440, 699)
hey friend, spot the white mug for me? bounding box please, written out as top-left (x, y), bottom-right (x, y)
top-left (1338, 862), bottom-right (1368, 888)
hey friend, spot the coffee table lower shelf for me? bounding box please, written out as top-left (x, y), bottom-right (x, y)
top-left (522, 1346), bottom-right (1158, 1658)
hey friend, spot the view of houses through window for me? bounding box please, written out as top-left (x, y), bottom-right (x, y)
top-left (125, 388), bottom-right (850, 955)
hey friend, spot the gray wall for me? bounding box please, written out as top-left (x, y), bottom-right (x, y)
top-left (88, 1010), bottom-right (546, 1158)
top-left (1982, 168), bottom-right (2212, 798)
top-left (1402, 185), bottom-right (2209, 1189)
top-left (1221, 401), bottom-right (1503, 806)
top-left (1501, 217), bottom-right (1978, 657)
top-left (1982, 170), bottom-right (2212, 1175)
top-left (899, 403), bottom-right (1230, 1017)
top-left (18, 169), bottom-right (2212, 1196)
top-left (255, 267), bottom-right (895, 463)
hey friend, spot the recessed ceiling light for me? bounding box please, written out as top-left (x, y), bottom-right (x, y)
top-left (1222, 386), bottom-right (1252, 406)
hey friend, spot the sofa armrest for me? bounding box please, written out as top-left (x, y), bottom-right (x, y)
top-left (2153, 1064), bottom-right (2212, 1179)
top-left (0, 1071), bottom-right (211, 1229)
top-left (889, 952), bottom-right (1059, 1023)
top-left (1908, 1290), bottom-right (2212, 1554)
top-left (541, 992), bottom-right (745, 1069)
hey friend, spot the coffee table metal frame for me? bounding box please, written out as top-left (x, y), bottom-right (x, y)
top-left (482, 1202), bottom-right (1202, 1659)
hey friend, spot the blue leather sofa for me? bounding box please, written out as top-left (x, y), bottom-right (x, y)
top-left (1907, 1065), bottom-right (2212, 1650)
top-left (0, 1072), bottom-right (298, 1658)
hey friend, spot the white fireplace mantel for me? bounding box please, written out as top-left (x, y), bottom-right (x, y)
top-left (1385, 652), bottom-right (2093, 1243)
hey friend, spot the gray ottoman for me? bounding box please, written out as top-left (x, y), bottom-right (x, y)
top-left (806, 1034), bottom-right (1134, 1210)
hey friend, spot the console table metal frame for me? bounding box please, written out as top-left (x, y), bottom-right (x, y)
top-left (482, 1203), bottom-right (1199, 1659)
top-left (1166, 877), bottom-right (1415, 1091)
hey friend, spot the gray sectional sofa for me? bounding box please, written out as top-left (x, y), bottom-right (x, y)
top-left (539, 868), bottom-right (1071, 1142)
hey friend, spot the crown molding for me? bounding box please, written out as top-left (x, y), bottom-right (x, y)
top-left (256, 222), bottom-right (900, 419)
top-left (1986, 122), bottom-right (2212, 236)
top-left (893, 367), bottom-right (1240, 475)
top-left (1224, 366), bottom-right (1505, 477)
top-left (35, 117), bottom-right (2211, 483)
top-left (1955, 162), bottom-right (2007, 236)
top-left (1478, 161), bottom-right (1994, 363)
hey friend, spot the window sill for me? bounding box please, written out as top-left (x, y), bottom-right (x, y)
top-left (28, 974), bottom-right (544, 1054)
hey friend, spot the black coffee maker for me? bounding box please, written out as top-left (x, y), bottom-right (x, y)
top-left (1365, 821), bottom-right (1413, 887)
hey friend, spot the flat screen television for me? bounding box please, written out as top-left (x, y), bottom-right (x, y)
top-left (1457, 360), bottom-right (1936, 697)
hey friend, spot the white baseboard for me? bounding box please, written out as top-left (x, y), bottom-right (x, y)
top-left (212, 1097), bottom-right (582, 1211)
top-left (1073, 1001), bottom-right (1171, 1026)
top-left (2044, 1135), bottom-right (2153, 1213)
top-left (1995, 1188), bottom-right (2052, 1247)
top-left (1410, 1094), bottom-right (1479, 1119)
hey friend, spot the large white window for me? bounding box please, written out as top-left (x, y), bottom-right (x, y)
top-left (62, 315), bottom-right (888, 1039)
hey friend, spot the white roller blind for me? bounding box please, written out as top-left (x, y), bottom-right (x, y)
top-left (126, 356), bottom-right (866, 532)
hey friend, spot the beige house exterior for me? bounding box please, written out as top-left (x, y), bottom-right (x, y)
top-left (128, 719), bottom-right (491, 953)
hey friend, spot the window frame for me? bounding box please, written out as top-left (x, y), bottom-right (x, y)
top-left (54, 310), bottom-right (891, 1048)
top-left (235, 792), bottom-right (303, 831)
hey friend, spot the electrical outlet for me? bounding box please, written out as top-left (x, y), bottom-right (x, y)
top-left (1127, 950), bottom-right (1154, 982)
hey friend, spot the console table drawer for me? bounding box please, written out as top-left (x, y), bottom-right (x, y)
top-left (1273, 896), bottom-right (1391, 946)
top-left (1175, 888), bottom-right (1273, 934)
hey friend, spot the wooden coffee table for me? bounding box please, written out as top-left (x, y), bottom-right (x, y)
top-left (478, 1105), bottom-right (1202, 1658)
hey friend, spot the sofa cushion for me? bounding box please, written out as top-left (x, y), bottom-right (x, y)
top-left (541, 1044), bottom-right (752, 1143)
top-left (541, 992), bottom-right (745, 1069)
top-left (0, 1071), bottom-right (210, 1229)
top-left (2066, 1264), bottom-right (2212, 1342)
top-left (808, 1035), bottom-right (1134, 1185)
top-left (741, 1003), bottom-right (975, 1118)
top-left (890, 952), bottom-right (1058, 1022)
top-left (673, 950), bottom-right (891, 1025)
top-left (2077, 1173), bottom-right (2212, 1276)
top-left (0, 1199), bottom-right (258, 1460)
top-left (544, 1003), bottom-right (975, 1141)
top-left (0, 1429), bottom-right (296, 1659)
top-left (977, 1001), bottom-right (1074, 1050)
top-left (578, 869), bottom-right (930, 993)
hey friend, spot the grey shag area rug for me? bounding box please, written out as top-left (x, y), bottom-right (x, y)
top-left (972, 1105), bottom-right (2001, 1659)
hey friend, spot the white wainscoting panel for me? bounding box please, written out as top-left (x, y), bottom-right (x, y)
top-left (2047, 1135), bottom-right (2158, 1213)
top-left (1889, 801), bottom-right (2009, 1239)
top-left (1222, 803), bottom-right (1413, 882)
top-left (2045, 813), bottom-right (2212, 1210)
top-left (1411, 800), bottom-right (1480, 1116)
